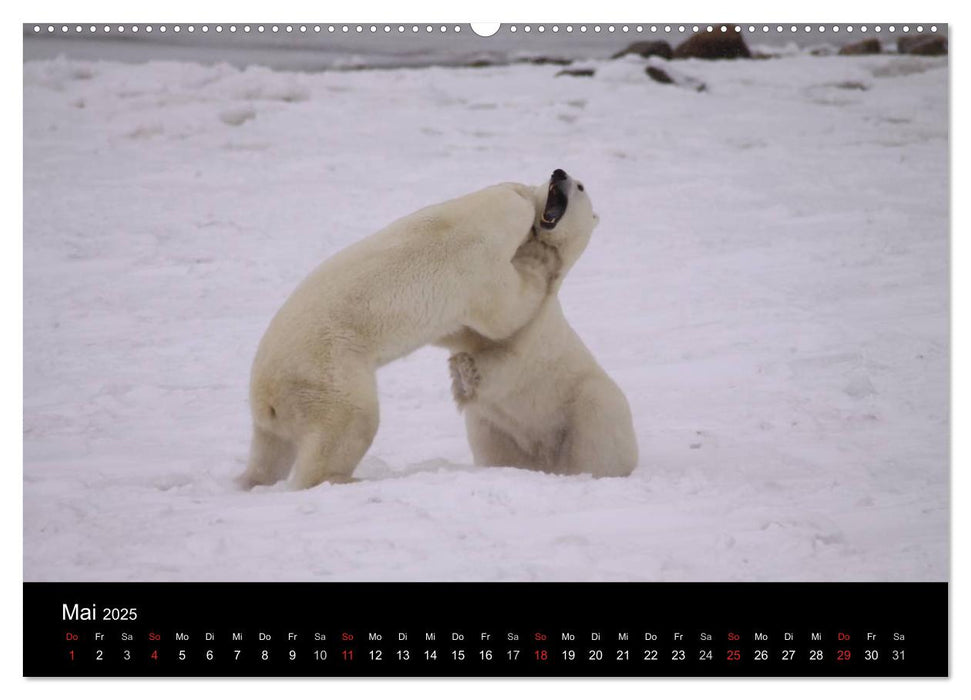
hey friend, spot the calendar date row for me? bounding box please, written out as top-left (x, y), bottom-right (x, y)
top-left (63, 645), bottom-right (908, 664)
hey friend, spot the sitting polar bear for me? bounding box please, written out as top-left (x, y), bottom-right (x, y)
top-left (448, 171), bottom-right (638, 478)
top-left (239, 170), bottom-right (596, 490)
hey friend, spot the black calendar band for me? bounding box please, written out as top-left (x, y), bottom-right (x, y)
top-left (24, 581), bottom-right (948, 677)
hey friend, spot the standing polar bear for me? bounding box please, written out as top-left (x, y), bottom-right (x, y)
top-left (239, 171), bottom-right (592, 490)
top-left (448, 170), bottom-right (638, 478)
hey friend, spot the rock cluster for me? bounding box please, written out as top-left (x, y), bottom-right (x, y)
top-left (897, 35), bottom-right (948, 55)
top-left (838, 38), bottom-right (882, 56)
top-left (672, 27), bottom-right (752, 60)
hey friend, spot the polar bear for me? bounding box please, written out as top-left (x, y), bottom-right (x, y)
top-left (447, 172), bottom-right (638, 478)
top-left (239, 170), bottom-right (593, 490)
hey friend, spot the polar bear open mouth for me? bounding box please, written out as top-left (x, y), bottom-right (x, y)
top-left (540, 171), bottom-right (569, 230)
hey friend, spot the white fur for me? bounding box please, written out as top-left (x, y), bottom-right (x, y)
top-left (449, 176), bottom-right (637, 478)
top-left (241, 181), bottom-right (562, 490)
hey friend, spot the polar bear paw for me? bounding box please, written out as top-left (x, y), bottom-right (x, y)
top-left (449, 352), bottom-right (480, 405)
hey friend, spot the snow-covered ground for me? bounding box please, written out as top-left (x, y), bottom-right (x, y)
top-left (23, 49), bottom-right (948, 581)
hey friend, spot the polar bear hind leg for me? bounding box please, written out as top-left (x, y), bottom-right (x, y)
top-left (561, 380), bottom-right (638, 477)
top-left (288, 364), bottom-right (380, 489)
top-left (236, 425), bottom-right (297, 489)
top-left (466, 414), bottom-right (535, 469)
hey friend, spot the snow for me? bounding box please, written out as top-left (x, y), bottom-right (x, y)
top-left (23, 50), bottom-right (948, 582)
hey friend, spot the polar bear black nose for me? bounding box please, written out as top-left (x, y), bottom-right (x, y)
top-left (551, 169), bottom-right (568, 183)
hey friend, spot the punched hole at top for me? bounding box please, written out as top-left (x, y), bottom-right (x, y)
top-left (470, 23), bottom-right (501, 37)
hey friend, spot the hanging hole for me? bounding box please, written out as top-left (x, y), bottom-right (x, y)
top-left (470, 23), bottom-right (500, 37)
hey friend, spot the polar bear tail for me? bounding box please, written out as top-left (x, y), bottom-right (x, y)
top-left (255, 399), bottom-right (279, 425)
top-left (248, 377), bottom-right (284, 431)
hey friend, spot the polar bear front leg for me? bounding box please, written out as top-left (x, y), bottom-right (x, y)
top-left (467, 250), bottom-right (558, 341)
top-left (449, 352), bottom-right (480, 405)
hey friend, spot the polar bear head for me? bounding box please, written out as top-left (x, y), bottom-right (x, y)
top-left (529, 169), bottom-right (599, 280)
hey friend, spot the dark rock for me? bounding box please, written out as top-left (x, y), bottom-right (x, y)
top-left (555, 68), bottom-right (596, 78)
top-left (838, 38), bottom-right (882, 55)
top-left (611, 40), bottom-right (673, 60)
top-left (672, 27), bottom-right (751, 59)
top-left (646, 65), bottom-right (706, 92)
top-left (834, 81), bottom-right (869, 90)
top-left (519, 56), bottom-right (572, 66)
top-left (645, 66), bottom-right (674, 84)
top-left (897, 35), bottom-right (948, 55)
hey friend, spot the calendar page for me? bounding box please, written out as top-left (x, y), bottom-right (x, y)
top-left (22, 21), bottom-right (949, 677)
